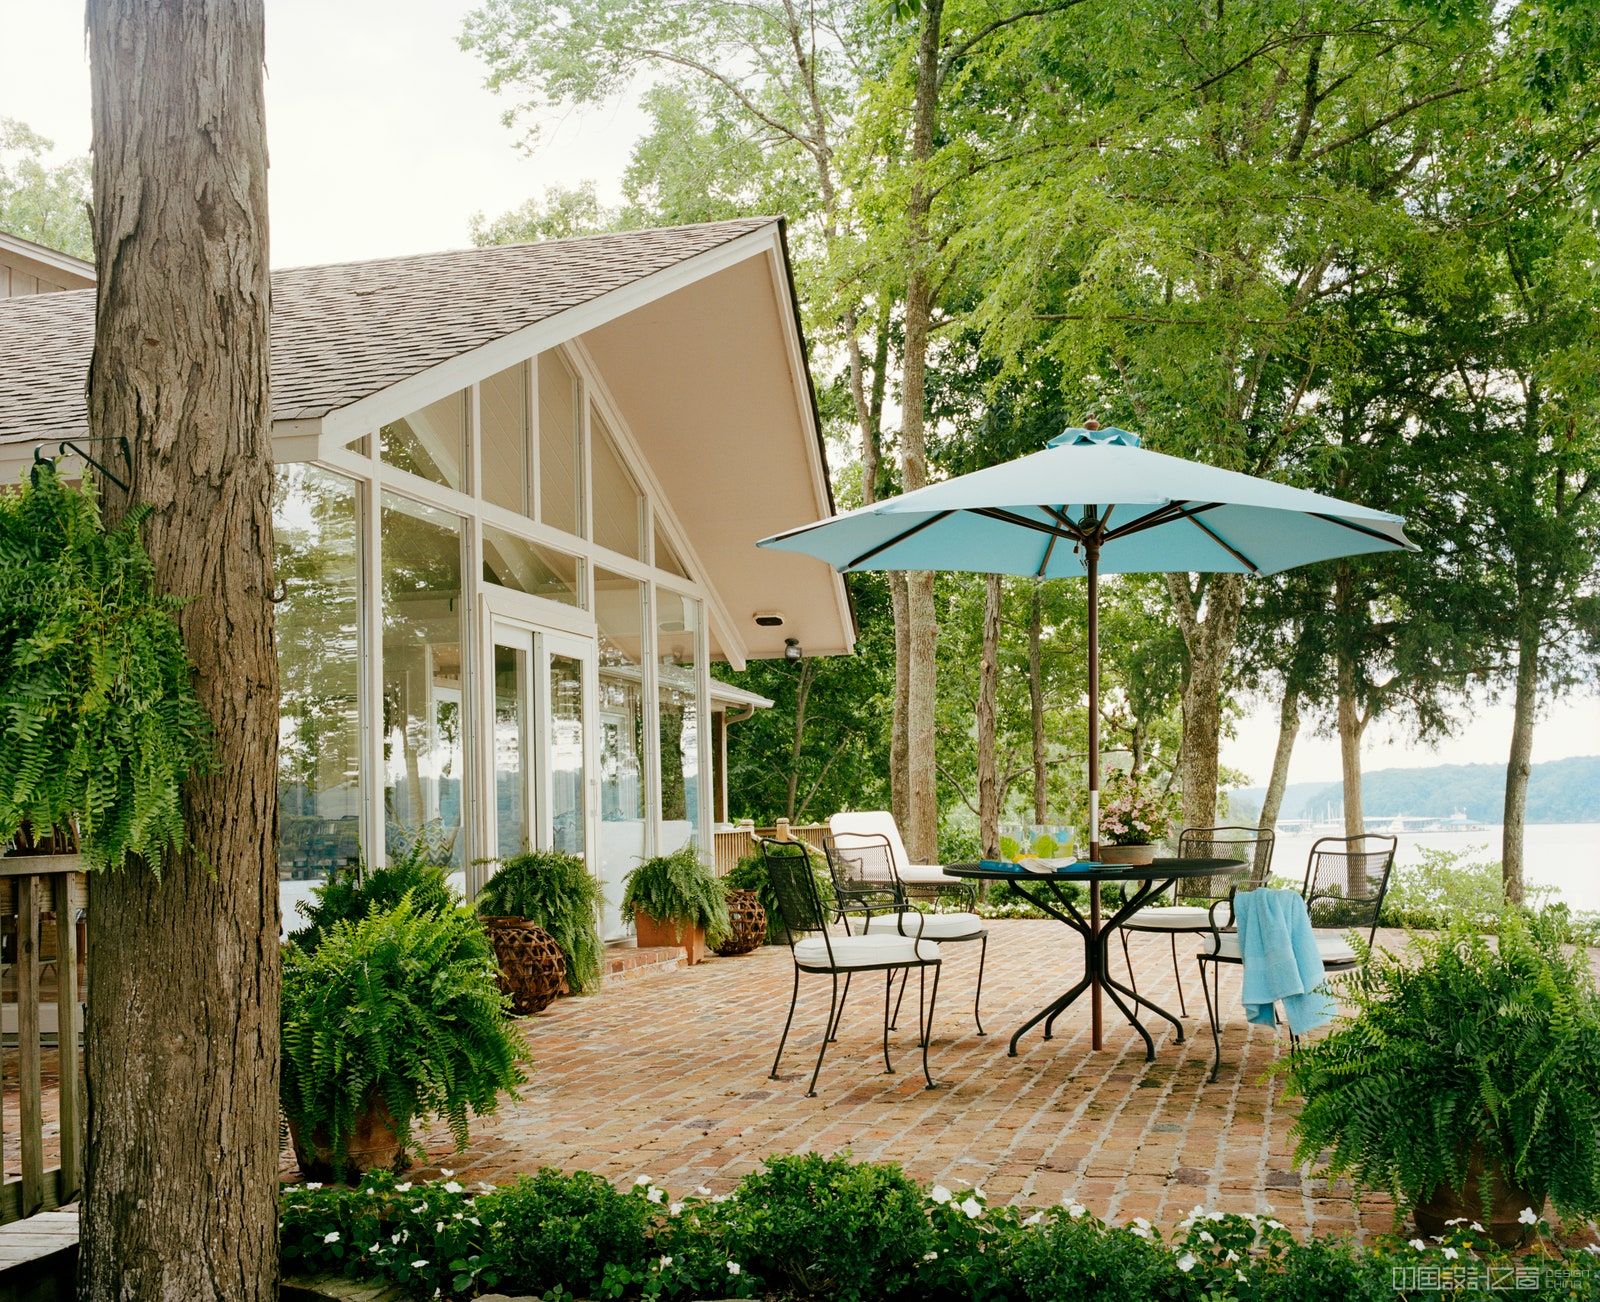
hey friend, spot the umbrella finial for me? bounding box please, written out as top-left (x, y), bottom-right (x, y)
top-left (1083, 417), bottom-right (1101, 431)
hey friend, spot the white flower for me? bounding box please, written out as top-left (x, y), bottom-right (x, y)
top-left (1471, 1222), bottom-right (1484, 1233)
top-left (391, 1233), bottom-right (403, 1245)
top-left (924, 1251), bottom-right (940, 1261)
top-left (1442, 1247), bottom-right (1459, 1261)
top-left (1176, 1252), bottom-right (1196, 1273)
top-left (1237, 1271), bottom-right (1248, 1282)
top-left (323, 1231), bottom-right (340, 1244)
top-left (931, 1184), bottom-right (953, 1205)
top-left (441, 1169), bottom-right (454, 1178)
top-left (659, 1256), bottom-right (674, 1269)
top-left (1445, 1218), bottom-right (1467, 1227)
top-left (647, 1186), bottom-right (665, 1204)
top-left (442, 1181), bottom-right (464, 1194)
top-left (305, 1183), bottom-right (323, 1191)
top-left (434, 1222), bottom-right (443, 1234)
top-left (974, 1187), bottom-right (987, 1199)
top-left (1265, 1218), bottom-right (1284, 1230)
top-left (369, 1243), bottom-right (381, 1254)
top-left (695, 1185), bottom-right (712, 1196)
top-left (670, 1202), bottom-right (683, 1216)
top-left (395, 1182), bottom-right (412, 1192)
top-left (1129, 1217), bottom-right (1153, 1240)
top-left (727, 1261), bottom-right (742, 1276)
top-left (635, 1175), bottom-right (653, 1186)
top-left (1198, 1230), bottom-right (1214, 1244)
top-left (411, 1259), bottom-right (428, 1270)
top-left (1519, 1207), bottom-right (1540, 1225)
top-left (1068, 1201), bottom-right (1088, 1219)
top-left (712, 1193), bottom-right (730, 1204)
top-left (1409, 1238), bottom-right (1427, 1251)
top-left (960, 1196), bottom-right (984, 1219)
top-left (1024, 1211), bottom-right (1044, 1226)
top-left (1225, 1250), bottom-right (1239, 1263)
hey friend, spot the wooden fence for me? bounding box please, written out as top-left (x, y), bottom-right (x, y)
top-left (1, 856), bottom-right (85, 1224)
top-left (711, 820), bottom-right (828, 875)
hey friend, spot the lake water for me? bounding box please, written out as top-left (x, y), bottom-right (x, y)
top-left (1267, 823), bottom-right (1600, 911)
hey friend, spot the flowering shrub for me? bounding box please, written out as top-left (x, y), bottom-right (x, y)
top-left (281, 1159), bottom-right (1600, 1300)
top-left (1099, 772), bottom-right (1175, 847)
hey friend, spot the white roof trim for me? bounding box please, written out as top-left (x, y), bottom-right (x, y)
top-left (710, 679), bottom-right (775, 710)
top-left (0, 230), bottom-right (94, 283)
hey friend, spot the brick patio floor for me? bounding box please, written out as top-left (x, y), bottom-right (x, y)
top-left (403, 919), bottom-right (1411, 1238)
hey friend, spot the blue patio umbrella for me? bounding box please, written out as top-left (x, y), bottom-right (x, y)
top-left (758, 422), bottom-right (1417, 857)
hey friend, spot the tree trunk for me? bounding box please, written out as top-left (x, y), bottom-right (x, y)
top-left (977, 575), bottom-right (1003, 858)
top-left (1501, 621), bottom-right (1538, 906)
top-left (1257, 686), bottom-right (1300, 878)
top-left (80, 3), bottom-right (280, 1298)
top-left (896, 0), bottom-right (945, 865)
top-left (890, 571), bottom-right (910, 827)
top-left (785, 657), bottom-right (815, 822)
top-left (1336, 657), bottom-right (1365, 841)
top-left (1029, 581), bottom-right (1047, 823)
top-left (1170, 574), bottom-right (1244, 833)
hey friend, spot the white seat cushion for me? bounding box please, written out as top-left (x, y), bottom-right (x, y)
top-left (794, 934), bottom-right (940, 969)
top-left (1201, 931), bottom-right (1358, 965)
top-left (1122, 905), bottom-right (1213, 931)
top-left (897, 865), bottom-right (967, 886)
top-left (864, 911), bottom-right (983, 940)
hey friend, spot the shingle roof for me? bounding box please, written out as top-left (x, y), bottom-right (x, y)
top-left (0, 218), bottom-right (776, 445)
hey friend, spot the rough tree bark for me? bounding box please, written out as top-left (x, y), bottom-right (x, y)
top-left (1257, 686), bottom-right (1300, 877)
top-left (1168, 573), bottom-right (1245, 833)
top-left (1336, 656), bottom-right (1367, 841)
top-left (81, 2), bottom-right (280, 1298)
top-left (976, 574), bottom-right (1004, 858)
top-left (890, 572), bottom-right (911, 828)
top-left (1501, 618), bottom-right (1539, 906)
top-left (896, 0), bottom-right (945, 864)
top-left (1028, 582), bottom-right (1047, 823)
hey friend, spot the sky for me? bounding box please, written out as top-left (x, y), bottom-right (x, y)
top-left (4, 0), bottom-right (1597, 790)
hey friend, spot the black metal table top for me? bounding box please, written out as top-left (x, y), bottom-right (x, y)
top-left (945, 857), bottom-right (1245, 884)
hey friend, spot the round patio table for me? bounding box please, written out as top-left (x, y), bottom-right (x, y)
top-left (946, 859), bottom-right (1246, 1061)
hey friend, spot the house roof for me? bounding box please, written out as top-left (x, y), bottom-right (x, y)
top-left (0, 218), bottom-right (774, 446)
top-left (709, 679), bottom-right (775, 712)
top-left (0, 229), bottom-right (95, 290)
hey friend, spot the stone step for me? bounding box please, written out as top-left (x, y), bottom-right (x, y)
top-left (602, 942), bottom-right (685, 983)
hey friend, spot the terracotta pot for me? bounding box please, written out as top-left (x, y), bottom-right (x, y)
top-left (1413, 1145), bottom-right (1542, 1248)
top-left (288, 1092), bottom-right (406, 1181)
top-left (634, 910), bottom-right (707, 965)
top-left (1097, 843), bottom-right (1157, 866)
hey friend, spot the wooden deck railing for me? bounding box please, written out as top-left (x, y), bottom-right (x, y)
top-left (1, 856), bottom-right (86, 1224)
top-left (711, 820), bottom-right (828, 875)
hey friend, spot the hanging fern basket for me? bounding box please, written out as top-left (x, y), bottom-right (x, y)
top-left (483, 917), bottom-right (569, 1013)
top-left (713, 889), bottom-right (767, 956)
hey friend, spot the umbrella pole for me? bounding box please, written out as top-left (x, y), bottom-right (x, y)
top-left (1086, 535), bottom-right (1102, 1050)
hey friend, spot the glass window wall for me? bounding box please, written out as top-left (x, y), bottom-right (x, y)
top-left (380, 390), bottom-right (467, 491)
top-left (481, 524), bottom-right (583, 607)
top-left (656, 590), bottom-right (702, 854)
top-left (591, 407), bottom-right (645, 560)
top-left (274, 465), bottom-right (363, 927)
top-left (380, 492), bottom-right (468, 872)
top-left (595, 568), bottom-right (646, 936)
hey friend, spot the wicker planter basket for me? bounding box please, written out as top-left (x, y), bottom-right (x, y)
top-left (482, 917), bottom-right (568, 1014)
top-left (714, 889), bottom-right (767, 957)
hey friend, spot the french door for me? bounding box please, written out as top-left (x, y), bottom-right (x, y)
top-left (480, 612), bottom-right (599, 907)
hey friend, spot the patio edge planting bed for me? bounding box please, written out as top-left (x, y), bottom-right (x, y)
top-left (282, 1154), bottom-right (1600, 1301)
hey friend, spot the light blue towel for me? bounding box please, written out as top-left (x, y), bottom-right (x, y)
top-left (1232, 888), bottom-right (1336, 1035)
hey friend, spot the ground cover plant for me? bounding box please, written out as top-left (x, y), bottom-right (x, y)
top-left (281, 1152), bottom-right (1600, 1300)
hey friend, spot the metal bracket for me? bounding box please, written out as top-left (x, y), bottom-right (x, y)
top-left (32, 436), bottom-right (132, 492)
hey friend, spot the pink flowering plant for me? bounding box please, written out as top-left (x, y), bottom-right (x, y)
top-left (1098, 773), bottom-right (1174, 847)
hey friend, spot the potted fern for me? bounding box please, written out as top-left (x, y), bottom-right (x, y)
top-left (281, 895), bottom-right (530, 1179)
top-left (289, 843), bottom-right (458, 951)
top-left (1282, 912), bottom-right (1600, 1245)
top-left (622, 845), bottom-right (729, 965)
top-left (477, 850), bottom-right (604, 996)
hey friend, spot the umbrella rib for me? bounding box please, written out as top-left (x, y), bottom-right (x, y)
top-left (972, 506), bottom-right (1082, 543)
top-left (1183, 512), bottom-right (1260, 574)
top-left (844, 510), bottom-right (954, 570)
top-left (1104, 500), bottom-right (1220, 542)
top-left (1036, 520), bottom-right (1061, 577)
top-left (1310, 512), bottom-right (1408, 549)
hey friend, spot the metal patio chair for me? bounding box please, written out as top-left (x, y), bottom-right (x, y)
top-left (823, 831), bottom-right (989, 1036)
top-left (760, 836), bottom-right (942, 1098)
top-left (1115, 825), bottom-right (1275, 1016)
top-left (1196, 833), bottom-right (1397, 1082)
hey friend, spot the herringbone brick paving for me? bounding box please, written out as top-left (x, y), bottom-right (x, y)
top-left (406, 920), bottom-right (1409, 1237)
